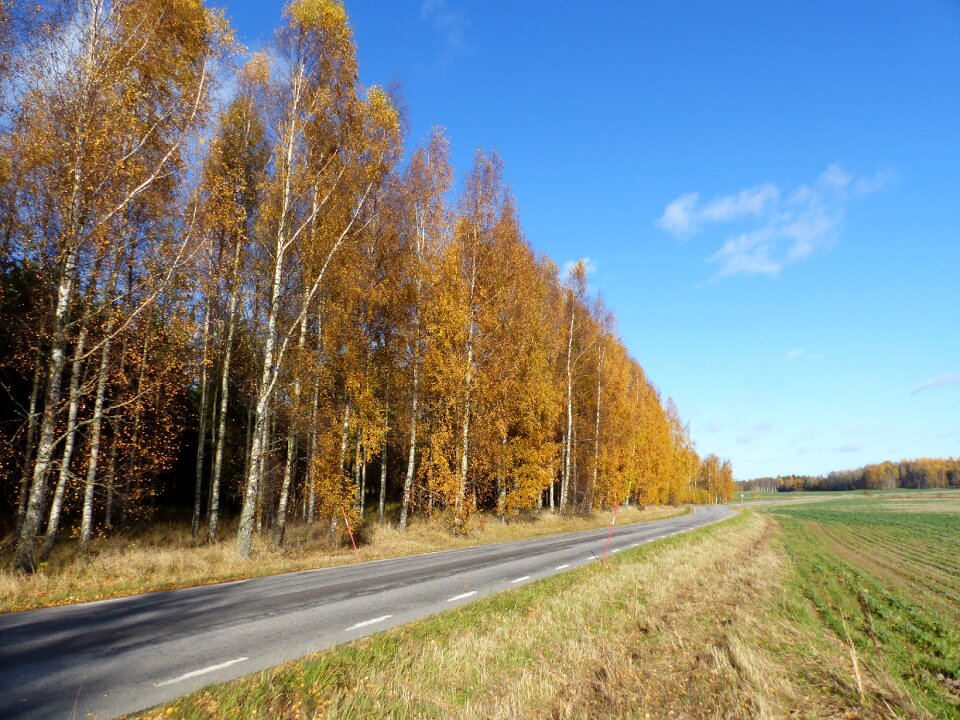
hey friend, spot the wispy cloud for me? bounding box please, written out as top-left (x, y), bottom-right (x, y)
top-left (911, 372), bottom-right (960, 396)
top-left (660, 184), bottom-right (779, 236)
top-left (785, 348), bottom-right (805, 361)
top-left (420, 0), bottom-right (470, 58)
top-left (658, 165), bottom-right (894, 279)
top-left (836, 443), bottom-right (863, 453)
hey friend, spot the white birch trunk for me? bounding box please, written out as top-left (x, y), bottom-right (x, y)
top-left (398, 365), bottom-right (417, 530)
top-left (591, 345), bottom-right (604, 510)
top-left (274, 296), bottom-right (309, 545)
top-left (236, 63), bottom-right (304, 559)
top-left (78, 327), bottom-right (115, 552)
top-left (14, 246), bottom-right (79, 572)
top-left (378, 407), bottom-right (388, 524)
top-left (560, 302), bottom-right (575, 512)
top-left (208, 239), bottom-right (243, 541)
top-left (192, 298), bottom-right (212, 537)
top-left (305, 315), bottom-right (323, 524)
top-left (39, 323), bottom-right (87, 561)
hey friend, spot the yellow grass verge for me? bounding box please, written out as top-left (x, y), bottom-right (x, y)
top-left (0, 504), bottom-right (684, 613)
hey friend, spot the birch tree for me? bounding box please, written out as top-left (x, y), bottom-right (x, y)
top-left (236, 0), bottom-right (399, 557)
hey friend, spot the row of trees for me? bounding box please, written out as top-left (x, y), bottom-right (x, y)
top-left (740, 458), bottom-right (960, 492)
top-left (0, 0), bottom-right (733, 573)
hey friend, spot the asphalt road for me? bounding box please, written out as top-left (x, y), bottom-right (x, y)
top-left (0, 504), bottom-right (734, 719)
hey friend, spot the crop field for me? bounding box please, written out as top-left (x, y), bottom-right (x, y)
top-left (764, 495), bottom-right (960, 719)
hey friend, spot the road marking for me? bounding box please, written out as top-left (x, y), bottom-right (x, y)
top-left (630, 543), bottom-right (639, 547)
top-left (555, 564), bottom-right (570, 570)
top-left (447, 591), bottom-right (477, 602)
top-left (154, 657), bottom-right (249, 687)
top-left (511, 576), bottom-right (530, 583)
top-left (611, 548), bottom-right (621, 554)
top-left (346, 614), bottom-right (393, 631)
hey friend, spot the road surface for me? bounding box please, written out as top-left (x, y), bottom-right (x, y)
top-left (0, 504), bottom-right (733, 719)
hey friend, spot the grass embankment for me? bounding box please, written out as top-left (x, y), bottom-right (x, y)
top-left (138, 510), bottom-right (910, 720)
top-left (0, 504), bottom-right (684, 613)
top-left (766, 495), bottom-right (960, 719)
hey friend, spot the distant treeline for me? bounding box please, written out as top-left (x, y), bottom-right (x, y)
top-left (738, 458), bottom-right (960, 492)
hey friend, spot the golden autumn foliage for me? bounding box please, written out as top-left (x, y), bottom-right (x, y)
top-left (0, 1), bottom-right (732, 569)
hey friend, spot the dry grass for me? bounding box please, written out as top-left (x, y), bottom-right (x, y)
top-left (136, 511), bottom-right (922, 720)
top-left (0, 504), bottom-right (683, 613)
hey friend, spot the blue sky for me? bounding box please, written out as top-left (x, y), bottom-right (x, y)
top-left (218, 0), bottom-right (960, 479)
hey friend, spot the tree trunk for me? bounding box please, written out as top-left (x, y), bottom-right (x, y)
top-left (378, 408), bottom-right (388, 524)
top-left (192, 298), bottom-right (213, 537)
top-left (399, 366), bottom-right (418, 530)
top-left (359, 446), bottom-right (367, 518)
top-left (16, 350), bottom-right (43, 536)
top-left (591, 345), bottom-right (604, 510)
top-left (305, 382), bottom-right (319, 525)
top-left (560, 301), bottom-right (575, 512)
top-left (14, 245), bottom-right (79, 573)
top-left (353, 428), bottom-right (362, 512)
top-left (306, 303), bottom-right (324, 524)
top-left (456, 336), bottom-right (474, 528)
top-left (237, 222), bottom-right (283, 555)
top-left (104, 418), bottom-right (119, 529)
top-left (207, 268), bottom-right (236, 541)
top-left (496, 433), bottom-right (507, 519)
top-left (39, 324), bottom-right (87, 561)
top-left (78, 328), bottom-right (115, 553)
top-left (274, 295), bottom-right (309, 546)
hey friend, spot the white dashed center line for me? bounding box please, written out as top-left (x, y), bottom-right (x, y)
top-left (555, 564), bottom-right (570, 570)
top-left (346, 615), bottom-right (393, 631)
top-left (447, 591), bottom-right (477, 602)
top-left (154, 657), bottom-right (249, 687)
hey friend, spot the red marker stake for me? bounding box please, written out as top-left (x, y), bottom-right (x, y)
top-left (601, 503), bottom-right (620, 564)
top-left (341, 506), bottom-right (361, 563)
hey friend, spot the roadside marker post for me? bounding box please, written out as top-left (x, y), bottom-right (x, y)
top-left (600, 503), bottom-right (620, 564)
top-left (341, 506), bottom-right (362, 563)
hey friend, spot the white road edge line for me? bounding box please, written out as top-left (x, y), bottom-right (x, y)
top-left (447, 591), bottom-right (477, 602)
top-left (511, 576), bottom-right (530, 583)
top-left (555, 564), bottom-right (570, 570)
top-left (154, 657), bottom-right (249, 687)
top-left (346, 614), bottom-right (393, 631)
top-left (611, 548), bottom-right (621, 554)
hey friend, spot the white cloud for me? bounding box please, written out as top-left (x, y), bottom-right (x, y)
top-left (420, 0), bottom-right (470, 57)
top-left (836, 443), bottom-right (863, 453)
top-left (911, 372), bottom-right (960, 396)
top-left (658, 184), bottom-right (778, 237)
top-left (658, 165), bottom-right (894, 279)
top-left (785, 348), bottom-right (805, 361)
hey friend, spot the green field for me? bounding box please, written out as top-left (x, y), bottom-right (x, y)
top-left (764, 495), bottom-right (960, 718)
